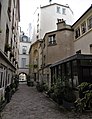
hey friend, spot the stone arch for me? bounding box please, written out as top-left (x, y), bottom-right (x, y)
top-left (19, 72), bottom-right (27, 82)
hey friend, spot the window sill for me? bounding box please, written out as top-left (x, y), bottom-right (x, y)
top-left (74, 28), bottom-right (92, 42)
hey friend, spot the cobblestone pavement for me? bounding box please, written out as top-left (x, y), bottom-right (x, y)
top-left (0, 84), bottom-right (92, 119)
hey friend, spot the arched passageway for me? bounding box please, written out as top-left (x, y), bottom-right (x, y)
top-left (19, 73), bottom-right (27, 82)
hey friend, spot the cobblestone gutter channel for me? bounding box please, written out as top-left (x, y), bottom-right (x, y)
top-left (0, 84), bottom-right (92, 119)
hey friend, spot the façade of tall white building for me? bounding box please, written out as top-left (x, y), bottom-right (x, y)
top-left (18, 33), bottom-right (31, 81)
top-left (32, 3), bottom-right (74, 42)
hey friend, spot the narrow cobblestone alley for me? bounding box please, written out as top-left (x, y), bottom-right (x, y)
top-left (0, 84), bottom-right (92, 119)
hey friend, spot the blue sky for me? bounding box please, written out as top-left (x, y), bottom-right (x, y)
top-left (19, 0), bottom-right (92, 33)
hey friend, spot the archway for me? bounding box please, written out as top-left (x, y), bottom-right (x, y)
top-left (19, 72), bottom-right (27, 82)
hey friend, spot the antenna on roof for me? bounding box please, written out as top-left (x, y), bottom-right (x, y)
top-left (49, 0), bottom-right (52, 4)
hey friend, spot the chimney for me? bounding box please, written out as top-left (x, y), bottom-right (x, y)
top-left (57, 19), bottom-right (66, 30)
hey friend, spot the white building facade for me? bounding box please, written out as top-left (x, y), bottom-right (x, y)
top-left (18, 34), bottom-right (31, 81)
top-left (72, 5), bottom-right (92, 54)
top-left (32, 3), bottom-right (74, 42)
top-left (0, 0), bottom-right (20, 101)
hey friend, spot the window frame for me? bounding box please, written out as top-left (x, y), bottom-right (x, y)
top-left (87, 15), bottom-right (92, 30)
top-left (22, 46), bottom-right (27, 54)
top-left (48, 34), bottom-right (56, 45)
top-left (21, 58), bottom-right (26, 68)
top-left (75, 27), bottom-right (80, 39)
top-left (62, 8), bottom-right (66, 15)
top-left (81, 21), bottom-right (86, 34)
top-left (57, 6), bottom-right (61, 14)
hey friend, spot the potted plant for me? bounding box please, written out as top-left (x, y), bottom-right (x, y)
top-left (74, 82), bottom-right (92, 112)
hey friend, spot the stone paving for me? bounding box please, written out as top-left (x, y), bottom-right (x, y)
top-left (0, 84), bottom-right (92, 119)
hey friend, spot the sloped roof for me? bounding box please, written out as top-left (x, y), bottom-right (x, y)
top-left (72, 4), bottom-right (92, 27)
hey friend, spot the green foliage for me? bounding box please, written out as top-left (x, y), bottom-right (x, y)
top-left (27, 80), bottom-right (34, 87)
top-left (74, 82), bottom-right (92, 112)
top-left (27, 75), bottom-right (34, 87)
top-left (36, 81), bottom-right (48, 92)
top-left (47, 77), bottom-right (76, 105)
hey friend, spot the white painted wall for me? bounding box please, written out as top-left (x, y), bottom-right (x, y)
top-left (32, 3), bottom-right (74, 42)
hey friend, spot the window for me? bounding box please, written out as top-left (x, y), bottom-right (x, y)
top-left (57, 6), bottom-right (61, 13)
top-left (81, 21), bottom-right (86, 34)
top-left (75, 27), bottom-right (80, 39)
top-left (36, 35), bottom-right (39, 39)
top-left (66, 62), bottom-right (72, 87)
top-left (0, 71), bottom-right (3, 88)
top-left (22, 36), bottom-right (29, 42)
top-left (13, 0), bottom-right (15, 7)
top-left (43, 55), bottom-right (46, 66)
top-left (72, 60), bottom-right (78, 87)
top-left (62, 8), bottom-right (66, 15)
top-left (37, 24), bottom-right (39, 33)
top-left (87, 16), bottom-right (92, 30)
top-left (37, 13), bottom-right (39, 22)
top-left (5, 25), bottom-right (9, 53)
top-left (48, 34), bottom-right (56, 45)
top-left (90, 44), bottom-right (92, 53)
top-left (8, 0), bottom-right (11, 21)
top-left (21, 58), bottom-right (26, 68)
top-left (0, 2), bottom-right (1, 22)
top-left (22, 46), bottom-right (27, 54)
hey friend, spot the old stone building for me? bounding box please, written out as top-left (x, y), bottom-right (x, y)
top-left (29, 40), bottom-right (42, 81)
top-left (29, 19), bottom-right (74, 87)
top-left (29, 5), bottom-right (92, 88)
top-left (50, 5), bottom-right (92, 88)
top-left (0, 0), bottom-right (20, 101)
top-left (40, 19), bottom-right (74, 87)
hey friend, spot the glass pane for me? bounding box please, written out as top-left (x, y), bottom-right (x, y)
top-left (66, 62), bottom-right (72, 87)
top-left (72, 60), bottom-right (78, 87)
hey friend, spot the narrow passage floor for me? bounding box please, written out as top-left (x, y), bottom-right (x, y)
top-left (1, 84), bottom-right (92, 119)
